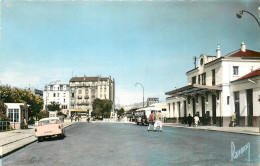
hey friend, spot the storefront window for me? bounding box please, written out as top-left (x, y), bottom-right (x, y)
top-left (8, 109), bottom-right (19, 122)
top-left (8, 109), bottom-right (13, 121)
top-left (14, 109), bottom-right (19, 122)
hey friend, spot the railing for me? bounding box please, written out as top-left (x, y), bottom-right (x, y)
top-left (0, 121), bottom-right (12, 132)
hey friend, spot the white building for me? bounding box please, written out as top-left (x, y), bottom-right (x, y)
top-left (165, 43), bottom-right (260, 127)
top-left (43, 81), bottom-right (70, 114)
top-left (230, 68), bottom-right (260, 127)
top-left (6, 103), bottom-right (28, 129)
top-left (69, 76), bottom-right (115, 117)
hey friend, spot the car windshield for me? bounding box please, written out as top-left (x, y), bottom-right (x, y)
top-left (39, 119), bottom-right (60, 126)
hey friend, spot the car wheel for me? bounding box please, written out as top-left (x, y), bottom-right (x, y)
top-left (37, 137), bottom-right (43, 142)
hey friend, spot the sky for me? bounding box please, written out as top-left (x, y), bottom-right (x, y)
top-left (0, 0), bottom-right (259, 106)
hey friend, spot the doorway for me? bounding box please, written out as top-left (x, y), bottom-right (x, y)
top-left (212, 95), bottom-right (216, 124)
top-left (246, 89), bottom-right (253, 127)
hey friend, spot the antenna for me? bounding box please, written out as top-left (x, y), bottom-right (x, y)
top-left (193, 56), bottom-right (197, 68)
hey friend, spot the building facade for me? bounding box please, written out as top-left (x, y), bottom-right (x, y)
top-left (69, 76), bottom-right (115, 117)
top-left (6, 103), bottom-right (28, 129)
top-left (230, 69), bottom-right (260, 127)
top-left (165, 43), bottom-right (260, 127)
top-left (147, 97), bottom-right (159, 106)
top-left (43, 81), bottom-right (70, 114)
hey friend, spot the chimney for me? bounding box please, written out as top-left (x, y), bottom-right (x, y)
top-left (216, 44), bottom-right (221, 58)
top-left (241, 42), bottom-right (246, 52)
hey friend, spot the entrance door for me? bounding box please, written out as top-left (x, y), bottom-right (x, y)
top-left (192, 98), bottom-right (196, 117)
top-left (184, 101), bottom-right (187, 117)
top-left (246, 89), bottom-right (253, 127)
top-left (234, 92), bottom-right (240, 126)
top-left (201, 96), bottom-right (205, 117)
top-left (212, 95), bottom-right (216, 124)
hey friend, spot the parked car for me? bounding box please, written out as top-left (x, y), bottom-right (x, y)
top-left (35, 117), bottom-right (65, 142)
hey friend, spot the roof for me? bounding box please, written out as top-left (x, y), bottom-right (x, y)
top-left (233, 68), bottom-right (260, 82)
top-left (225, 49), bottom-right (260, 58)
top-left (186, 49), bottom-right (260, 74)
top-left (165, 84), bottom-right (222, 96)
top-left (70, 77), bottom-right (111, 82)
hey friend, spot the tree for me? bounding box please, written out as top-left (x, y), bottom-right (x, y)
top-left (0, 86), bottom-right (44, 119)
top-left (47, 101), bottom-right (61, 111)
top-left (0, 100), bottom-right (9, 121)
top-left (92, 98), bottom-right (113, 119)
top-left (116, 108), bottom-right (125, 118)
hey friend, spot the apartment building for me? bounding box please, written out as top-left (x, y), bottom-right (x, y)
top-left (69, 76), bottom-right (115, 117)
top-left (43, 81), bottom-right (70, 113)
top-left (165, 43), bottom-right (260, 127)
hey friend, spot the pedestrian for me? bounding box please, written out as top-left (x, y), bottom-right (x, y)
top-left (154, 110), bottom-right (163, 132)
top-left (147, 111), bottom-right (154, 131)
top-left (231, 112), bottom-right (236, 127)
top-left (87, 117), bottom-right (90, 123)
top-left (194, 114), bottom-right (200, 127)
top-left (188, 114), bottom-right (192, 127)
top-left (70, 116), bottom-right (73, 122)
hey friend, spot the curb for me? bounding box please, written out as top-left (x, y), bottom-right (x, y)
top-left (0, 122), bottom-right (76, 158)
top-left (165, 125), bottom-right (260, 136)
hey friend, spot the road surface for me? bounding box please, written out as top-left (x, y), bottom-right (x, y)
top-left (2, 122), bottom-right (260, 165)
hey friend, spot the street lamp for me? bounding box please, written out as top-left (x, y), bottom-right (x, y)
top-left (236, 10), bottom-right (260, 28)
top-left (135, 82), bottom-right (144, 108)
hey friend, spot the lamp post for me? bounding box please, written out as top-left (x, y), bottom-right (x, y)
top-left (236, 10), bottom-right (260, 28)
top-left (135, 82), bottom-right (144, 108)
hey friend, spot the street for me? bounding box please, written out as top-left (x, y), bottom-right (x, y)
top-left (2, 122), bottom-right (260, 166)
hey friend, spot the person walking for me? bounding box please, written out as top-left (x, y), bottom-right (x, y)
top-left (188, 114), bottom-right (192, 127)
top-left (194, 114), bottom-right (200, 127)
top-left (231, 112), bottom-right (236, 127)
top-left (147, 111), bottom-right (154, 131)
top-left (154, 110), bottom-right (163, 132)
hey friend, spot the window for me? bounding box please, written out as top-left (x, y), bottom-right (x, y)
top-left (198, 75), bottom-right (201, 84)
top-left (57, 93), bottom-right (59, 97)
top-left (78, 89), bottom-right (82, 94)
top-left (227, 96), bottom-right (230, 105)
top-left (212, 69), bottom-right (215, 86)
top-left (8, 109), bottom-right (19, 122)
top-left (202, 73), bottom-right (206, 85)
top-left (72, 93), bottom-right (74, 97)
top-left (53, 93), bottom-right (56, 97)
top-left (64, 99), bottom-right (66, 103)
top-left (8, 109), bottom-right (13, 122)
top-left (14, 109), bottom-right (19, 122)
top-left (58, 87), bottom-right (60, 91)
top-left (192, 76), bottom-right (196, 84)
top-left (63, 93), bottom-right (66, 97)
top-left (233, 66), bottom-right (239, 75)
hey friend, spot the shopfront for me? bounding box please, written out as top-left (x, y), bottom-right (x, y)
top-left (5, 103), bottom-right (28, 129)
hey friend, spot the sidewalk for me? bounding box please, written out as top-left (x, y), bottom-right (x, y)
top-left (164, 123), bottom-right (260, 136)
top-left (0, 119), bottom-right (76, 158)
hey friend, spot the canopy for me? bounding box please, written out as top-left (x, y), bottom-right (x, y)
top-left (165, 84), bottom-right (222, 99)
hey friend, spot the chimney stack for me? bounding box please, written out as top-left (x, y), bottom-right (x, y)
top-left (241, 42), bottom-right (246, 52)
top-left (216, 44), bottom-right (221, 58)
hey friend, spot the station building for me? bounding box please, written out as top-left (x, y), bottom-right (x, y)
top-left (165, 43), bottom-right (260, 127)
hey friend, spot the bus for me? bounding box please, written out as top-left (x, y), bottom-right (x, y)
top-left (135, 107), bottom-right (160, 125)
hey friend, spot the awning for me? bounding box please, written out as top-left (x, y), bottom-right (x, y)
top-left (165, 84), bottom-right (222, 99)
top-left (70, 110), bottom-right (89, 112)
